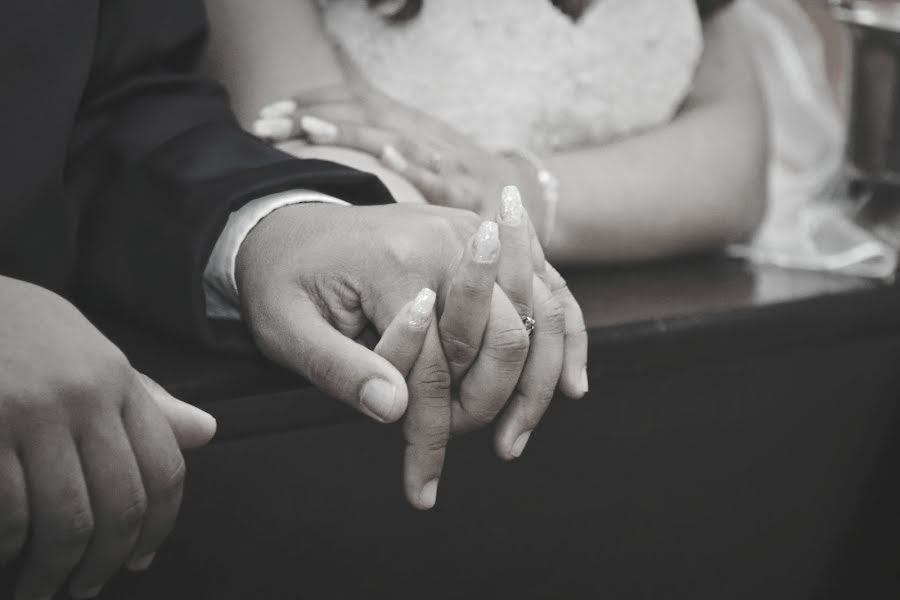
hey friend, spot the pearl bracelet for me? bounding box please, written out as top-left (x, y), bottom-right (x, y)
top-left (502, 148), bottom-right (560, 248)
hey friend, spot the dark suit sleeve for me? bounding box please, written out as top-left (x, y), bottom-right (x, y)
top-left (68, 0), bottom-right (393, 348)
top-left (696, 0), bottom-right (733, 20)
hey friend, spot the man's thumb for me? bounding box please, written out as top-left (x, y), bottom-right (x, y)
top-left (266, 306), bottom-right (410, 424)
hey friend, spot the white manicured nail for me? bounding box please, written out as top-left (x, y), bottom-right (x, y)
top-left (260, 99), bottom-right (297, 119)
top-left (472, 221), bottom-right (500, 264)
top-left (380, 144), bottom-right (409, 172)
top-left (510, 431), bottom-right (532, 458)
top-left (578, 367), bottom-right (589, 395)
top-left (127, 552), bottom-right (155, 572)
top-left (299, 115), bottom-right (339, 144)
top-left (252, 117), bottom-right (293, 140)
top-left (408, 288), bottom-right (436, 329)
top-left (499, 185), bottom-right (524, 226)
top-left (419, 479), bottom-right (439, 509)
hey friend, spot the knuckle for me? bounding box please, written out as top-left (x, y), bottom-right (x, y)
top-left (151, 456), bottom-right (187, 505)
top-left (428, 215), bottom-right (459, 244)
top-left (460, 401), bottom-right (499, 428)
top-left (458, 276), bottom-right (490, 301)
top-left (0, 508), bottom-right (28, 554)
top-left (405, 419), bottom-right (449, 450)
top-left (422, 435), bottom-right (449, 455)
top-left (412, 362), bottom-right (452, 399)
top-left (52, 504), bottom-right (95, 549)
top-left (539, 297), bottom-right (567, 336)
top-left (54, 350), bottom-right (132, 407)
top-left (457, 208), bottom-right (481, 232)
top-left (549, 275), bottom-right (571, 296)
top-left (569, 322), bottom-right (589, 340)
top-left (484, 326), bottom-right (530, 364)
top-left (304, 352), bottom-right (341, 391)
top-left (386, 229), bottom-right (426, 268)
top-left (110, 492), bottom-right (148, 536)
top-left (440, 332), bottom-right (479, 367)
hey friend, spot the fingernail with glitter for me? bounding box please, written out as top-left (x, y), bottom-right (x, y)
top-left (381, 144), bottom-right (409, 172)
top-left (252, 117), bottom-right (293, 140)
top-left (499, 185), bottom-right (524, 226)
top-left (260, 99), bottom-right (298, 119)
top-left (408, 288), bottom-right (436, 329)
top-left (299, 115), bottom-right (339, 144)
top-left (472, 221), bottom-right (500, 264)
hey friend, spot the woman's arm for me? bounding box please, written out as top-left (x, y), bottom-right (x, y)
top-left (203, 0), bottom-right (345, 126)
top-left (203, 0), bottom-right (427, 201)
top-left (545, 4), bottom-right (769, 264)
top-left (206, 0), bottom-right (767, 263)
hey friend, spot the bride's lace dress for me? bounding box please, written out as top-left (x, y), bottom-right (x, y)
top-left (320, 0), bottom-right (703, 154)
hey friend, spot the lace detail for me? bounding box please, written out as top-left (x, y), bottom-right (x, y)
top-left (320, 0), bottom-right (703, 154)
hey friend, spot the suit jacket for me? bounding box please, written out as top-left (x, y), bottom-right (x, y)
top-left (0, 0), bottom-right (393, 347)
top-left (696, 0), bottom-right (733, 19)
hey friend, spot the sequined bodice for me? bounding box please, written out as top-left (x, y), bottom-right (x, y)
top-left (320, 0), bottom-right (703, 154)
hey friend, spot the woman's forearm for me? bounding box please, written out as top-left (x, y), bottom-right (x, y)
top-left (203, 0), bottom-right (345, 126)
top-left (545, 5), bottom-right (769, 265)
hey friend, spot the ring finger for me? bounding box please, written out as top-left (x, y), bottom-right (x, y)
top-left (67, 420), bottom-right (146, 599)
top-left (16, 429), bottom-right (93, 600)
top-left (526, 221), bottom-right (589, 399)
top-left (121, 383), bottom-right (187, 573)
top-left (494, 276), bottom-right (566, 461)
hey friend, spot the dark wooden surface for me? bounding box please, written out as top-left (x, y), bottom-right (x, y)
top-left (47, 258), bottom-right (900, 599)
top-left (102, 258), bottom-right (893, 440)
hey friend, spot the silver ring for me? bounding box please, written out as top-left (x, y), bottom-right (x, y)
top-left (522, 315), bottom-right (536, 338)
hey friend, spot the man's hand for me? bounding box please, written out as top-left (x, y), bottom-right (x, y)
top-left (236, 198), bottom-right (587, 509)
top-left (0, 276), bottom-right (216, 600)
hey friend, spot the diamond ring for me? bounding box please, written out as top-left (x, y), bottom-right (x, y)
top-left (522, 315), bottom-right (536, 338)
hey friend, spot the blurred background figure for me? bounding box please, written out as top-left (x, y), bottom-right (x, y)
top-left (732, 0), bottom-right (899, 279)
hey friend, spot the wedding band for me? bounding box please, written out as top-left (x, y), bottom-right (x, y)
top-left (522, 315), bottom-right (536, 338)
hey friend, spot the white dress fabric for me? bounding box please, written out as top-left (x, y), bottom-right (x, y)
top-left (321, 0), bottom-right (893, 278)
top-left (320, 0), bottom-right (703, 154)
top-left (730, 0), bottom-right (896, 280)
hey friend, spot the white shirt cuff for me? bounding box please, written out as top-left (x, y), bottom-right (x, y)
top-left (203, 190), bottom-right (349, 320)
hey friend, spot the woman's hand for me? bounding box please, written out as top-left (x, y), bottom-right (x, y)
top-left (235, 195), bottom-right (586, 508)
top-left (253, 78), bottom-right (542, 219)
top-left (0, 277), bottom-right (216, 600)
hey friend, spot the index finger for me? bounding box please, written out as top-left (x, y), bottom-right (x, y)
top-left (403, 322), bottom-right (452, 510)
